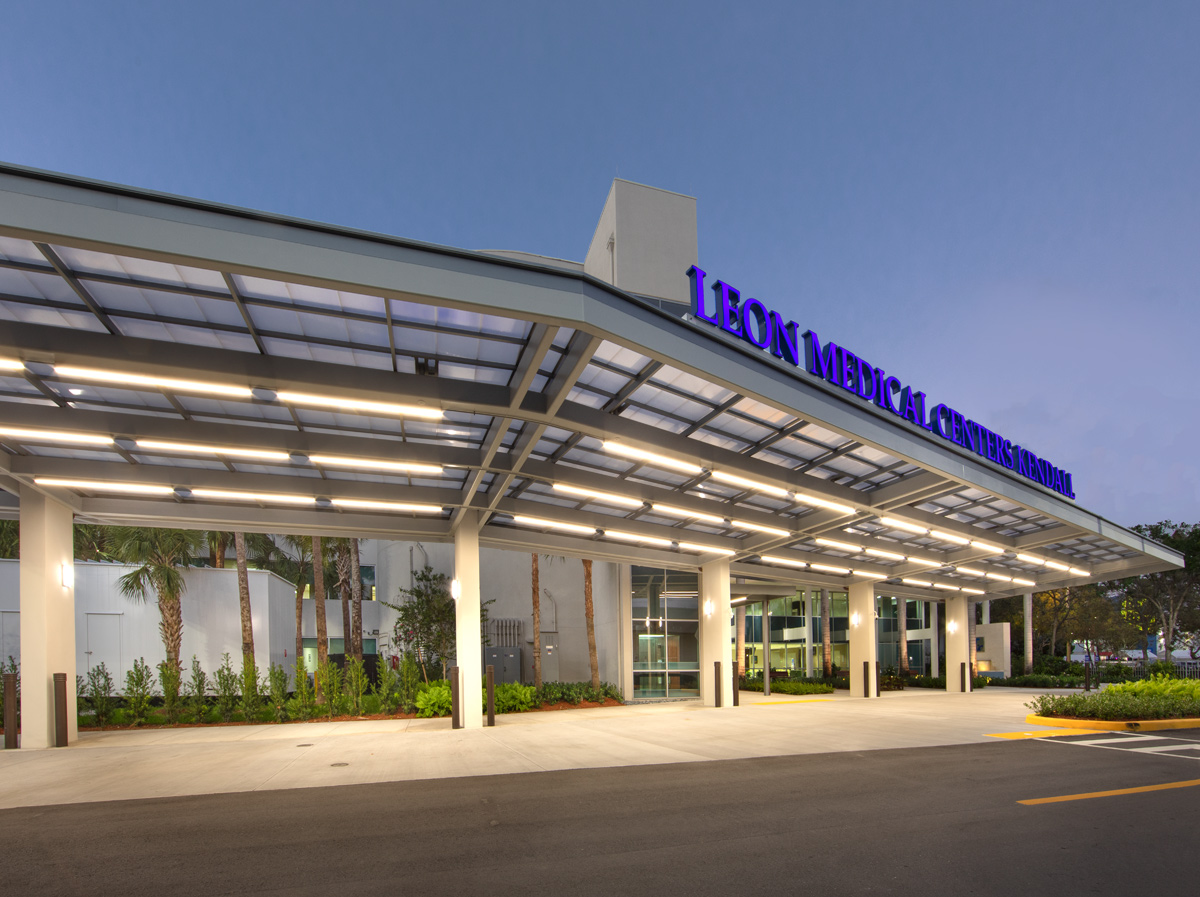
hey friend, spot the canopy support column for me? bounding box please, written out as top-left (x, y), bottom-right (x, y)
top-left (699, 559), bottom-right (732, 707)
top-left (453, 510), bottom-right (483, 728)
top-left (848, 581), bottom-right (878, 698)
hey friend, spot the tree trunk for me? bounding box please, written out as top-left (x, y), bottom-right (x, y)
top-left (294, 575), bottom-right (305, 673)
top-left (583, 559), bottom-right (598, 690)
top-left (158, 593), bottom-right (183, 672)
top-left (334, 542), bottom-right (352, 659)
top-left (350, 538), bottom-right (363, 660)
top-left (234, 532), bottom-right (254, 664)
top-left (313, 536), bottom-right (328, 667)
top-left (897, 596), bottom-right (909, 675)
top-left (214, 533), bottom-right (228, 569)
top-left (532, 553), bottom-right (542, 689)
top-left (821, 589), bottom-right (831, 677)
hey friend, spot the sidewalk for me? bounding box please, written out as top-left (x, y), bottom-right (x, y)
top-left (0, 688), bottom-right (1043, 809)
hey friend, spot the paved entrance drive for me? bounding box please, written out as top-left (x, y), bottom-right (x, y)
top-left (1, 688), bottom-right (1056, 809)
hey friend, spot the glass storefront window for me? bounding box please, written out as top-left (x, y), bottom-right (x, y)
top-left (631, 566), bottom-right (700, 698)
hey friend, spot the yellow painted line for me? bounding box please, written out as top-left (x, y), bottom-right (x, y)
top-left (1026, 714), bottom-right (1200, 732)
top-left (1019, 778), bottom-right (1200, 805)
top-left (749, 699), bottom-right (835, 705)
top-left (987, 728), bottom-right (1107, 740)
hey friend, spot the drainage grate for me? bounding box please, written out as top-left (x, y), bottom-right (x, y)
top-left (330, 762), bottom-right (349, 767)
top-left (297, 743), bottom-right (313, 747)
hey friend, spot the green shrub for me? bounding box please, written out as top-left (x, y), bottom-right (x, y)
top-left (1028, 680), bottom-right (1200, 721)
top-left (214, 653), bottom-right (240, 723)
top-left (124, 658), bottom-right (155, 726)
top-left (157, 661), bottom-right (182, 724)
top-left (373, 655), bottom-right (401, 713)
top-left (344, 658), bottom-right (369, 716)
top-left (267, 663), bottom-right (290, 722)
top-left (399, 652), bottom-right (421, 713)
top-left (84, 661), bottom-right (114, 726)
top-left (289, 658), bottom-right (315, 721)
top-left (1107, 673), bottom-right (1200, 699)
top-left (415, 681), bottom-right (452, 717)
top-left (490, 681), bottom-right (537, 713)
top-left (739, 678), bottom-right (834, 695)
top-left (1099, 663), bottom-right (1137, 683)
top-left (185, 656), bottom-right (209, 723)
top-left (315, 659), bottom-right (344, 719)
top-left (992, 674), bottom-right (1083, 688)
top-left (239, 655), bottom-right (263, 720)
top-left (906, 675), bottom-right (945, 688)
top-left (0, 656), bottom-right (17, 728)
top-left (1146, 660), bottom-right (1177, 678)
top-left (362, 694), bottom-right (382, 715)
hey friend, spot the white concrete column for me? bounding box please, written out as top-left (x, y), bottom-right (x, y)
top-left (929, 601), bottom-right (939, 678)
top-left (618, 564), bottom-right (633, 701)
top-left (453, 510), bottom-right (483, 728)
top-left (698, 559), bottom-right (733, 707)
top-left (1023, 592), bottom-right (1034, 674)
top-left (847, 581), bottom-right (878, 698)
top-left (944, 593), bottom-right (971, 693)
top-left (19, 486), bottom-right (77, 748)
top-left (980, 600), bottom-right (990, 624)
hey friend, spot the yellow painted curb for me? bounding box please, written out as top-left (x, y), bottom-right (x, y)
top-left (1025, 714), bottom-right (1200, 732)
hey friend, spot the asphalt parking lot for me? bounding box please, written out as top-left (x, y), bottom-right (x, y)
top-left (2, 733), bottom-right (1197, 896)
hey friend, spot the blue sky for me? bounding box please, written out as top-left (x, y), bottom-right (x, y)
top-left (1, 1), bottom-right (1196, 526)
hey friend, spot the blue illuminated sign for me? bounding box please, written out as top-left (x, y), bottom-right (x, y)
top-left (687, 266), bottom-right (1076, 499)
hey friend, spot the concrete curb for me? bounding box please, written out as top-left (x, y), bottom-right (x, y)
top-left (1026, 714), bottom-right (1200, 732)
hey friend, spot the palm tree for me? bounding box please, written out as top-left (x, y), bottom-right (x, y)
top-left (110, 527), bottom-right (205, 671)
top-left (583, 558), bottom-right (599, 690)
top-left (531, 553), bottom-right (541, 688)
top-left (897, 596), bottom-right (909, 676)
top-left (205, 531), bottom-right (231, 568)
top-left (312, 535), bottom-right (328, 667)
top-left (332, 538), bottom-right (353, 657)
top-left (234, 532), bottom-right (254, 664)
top-left (349, 538), bottom-right (363, 660)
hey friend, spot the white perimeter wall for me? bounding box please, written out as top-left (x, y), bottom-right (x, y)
top-left (0, 559), bottom-right (296, 682)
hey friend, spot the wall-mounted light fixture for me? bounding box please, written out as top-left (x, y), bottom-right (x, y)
top-left (61, 563), bottom-right (73, 590)
top-left (947, 620), bottom-right (959, 634)
top-left (450, 579), bottom-right (461, 601)
top-left (703, 599), bottom-right (714, 618)
top-left (850, 611), bottom-right (862, 628)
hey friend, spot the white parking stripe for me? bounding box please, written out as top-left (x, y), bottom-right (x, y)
top-left (1074, 735), bottom-right (1167, 745)
top-left (1130, 744), bottom-right (1200, 753)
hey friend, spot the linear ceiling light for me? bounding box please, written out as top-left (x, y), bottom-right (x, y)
top-left (553, 483), bottom-right (643, 508)
top-left (603, 529), bottom-right (673, 547)
top-left (902, 578), bottom-right (932, 587)
top-left (930, 530), bottom-right (970, 545)
top-left (985, 572), bottom-right (1012, 582)
top-left (709, 470), bottom-right (789, 498)
top-left (329, 498), bottom-right (443, 514)
top-left (865, 547), bottom-right (905, 561)
top-left (962, 587), bottom-right (986, 595)
top-left (1069, 567), bottom-right (1089, 577)
top-left (0, 426), bottom-right (113, 446)
top-left (906, 556), bottom-right (943, 567)
top-left (189, 488), bottom-right (315, 505)
top-left (511, 515), bottom-right (596, 536)
top-left (854, 570), bottom-right (889, 579)
top-left (1044, 560), bottom-right (1070, 572)
top-left (677, 541), bottom-right (736, 556)
top-left (880, 517), bottom-right (928, 535)
top-left (792, 493), bottom-right (855, 515)
top-left (1012, 577), bottom-right (1036, 587)
top-left (0, 358), bottom-right (26, 371)
top-left (761, 555), bottom-right (808, 568)
top-left (933, 583), bottom-right (960, 591)
top-left (1017, 553), bottom-right (1046, 566)
top-left (135, 439), bottom-right (290, 461)
top-left (956, 567), bottom-right (986, 577)
top-left (734, 520), bottom-right (790, 538)
top-left (810, 563), bottom-right (851, 575)
top-left (971, 541), bottom-right (1005, 554)
top-left (54, 366), bottom-right (253, 398)
top-left (815, 537), bottom-right (862, 554)
top-left (310, 455), bottom-right (443, 475)
top-left (34, 477), bottom-right (175, 495)
top-left (275, 391), bottom-right (442, 419)
top-left (651, 503), bottom-right (725, 525)
top-left (601, 441), bottom-right (702, 475)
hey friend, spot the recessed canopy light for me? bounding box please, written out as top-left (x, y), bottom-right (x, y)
top-left (880, 517), bottom-right (928, 534)
top-left (709, 470), bottom-right (789, 498)
top-left (930, 530), bottom-right (970, 545)
top-left (512, 515), bottom-right (595, 535)
top-left (54, 366), bottom-right (253, 398)
top-left (34, 477), bottom-right (174, 495)
top-left (329, 498), bottom-right (442, 514)
top-left (651, 503), bottom-right (725, 525)
top-left (135, 439), bottom-right (289, 461)
top-left (275, 391), bottom-right (442, 419)
top-left (0, 426), bottom-right (113, 446)
top-left (761, 555), bottom-right (807, 568)
top-left (815, 538), bottom-right (862, 553)
top-left (677, 541), bottom-right (736, 556)
top-left (602, 441), bottom-right (702, 475)
top-left (190, 488), bottom-right (315, 505)
top-left (553, 483), bottom-right (643, 508)
top-left (310, 455), bottom-right (443, 475)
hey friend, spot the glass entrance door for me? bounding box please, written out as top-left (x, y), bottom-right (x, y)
top-left (632, 566), bottom-right (700, 698)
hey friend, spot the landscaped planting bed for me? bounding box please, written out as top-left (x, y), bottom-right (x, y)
top-left (1026, 675), bottom-right (1200, 721)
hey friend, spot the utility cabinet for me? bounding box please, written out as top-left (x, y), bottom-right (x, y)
top-left (484, 646), bottom-right (522, 685)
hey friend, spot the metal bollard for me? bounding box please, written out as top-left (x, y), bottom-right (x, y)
top-left (732, 661), bottom-right (739, 707)
top-left (450, 665), bottom-right (461, 729)
top-left (961, 662), bottom-right (967, 693)
top-left (863, 661), bottom-right (870, 698)
top-left (3, 672), bottom-right (16, 749)
top-left (875, 662), bottom-right (881, 698)
top-left (714, 661), bottom-right (722, 708)
top-left (486, 665), bottom-right (495, 727)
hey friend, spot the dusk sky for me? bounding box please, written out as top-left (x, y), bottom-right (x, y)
top-left (1, 1), bottom-right (1196, 527)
